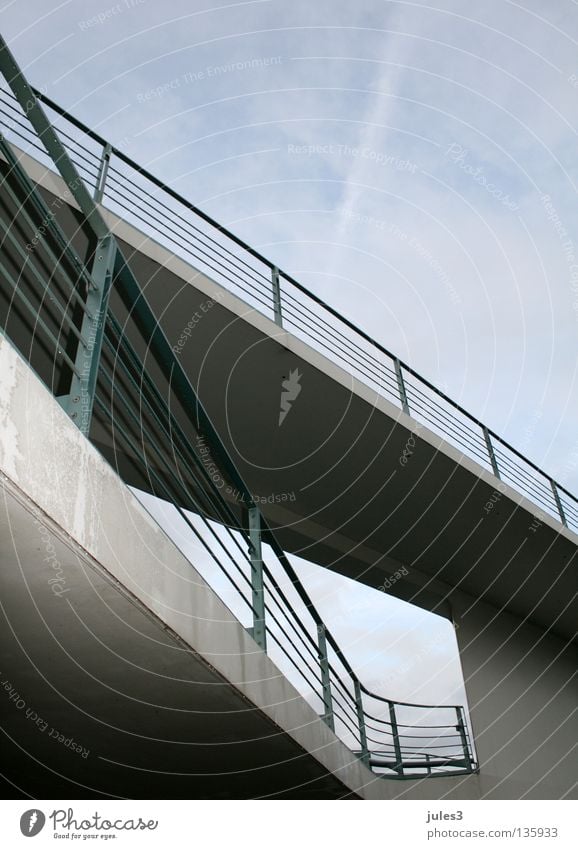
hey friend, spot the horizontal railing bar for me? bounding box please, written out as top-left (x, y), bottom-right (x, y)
top-left (263, 627), bottom-right (326, 697)
top-left (326, 692), bottom-right (365, 741)
top-left (262, 603), bottom-right (324, 686)
top-left (363, 718), bottom-right (462, 740)
top-left (320, 672), bottom-right (360, 728)
top-left (104, 174), bottom-right (275, 294)
top-left (0, 258), bottom-right (82, 378)
top-left (360, 687), bottom-right (466, 710)
top-left (106, 164), bottom-right (274, 285)
top-left (104, 187), bottom-right (276, 316)
top-left (404, 377), bottom-right (489, 444)
top-left (261, 574), bottom-right (323, 667)
top-left (102, 316), bottom-right (247, 536)
top-left (27, 86), bottom-right (277, 271)
top-left (282, 288), bottom-right (392, 374)
top-left (94, 362), bottom-right (258, 613)
top-left (404, 397), bottom-right (492, 466)
top-left (493, 446), bottom-right (557, 494)
top-left (282, 309), bottom-right (396, 392)
top-left (0, 223), bottom-right (90, 351)
top-left (102, 319), bottom-right (242, 521)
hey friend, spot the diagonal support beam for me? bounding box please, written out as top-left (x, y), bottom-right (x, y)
top-left (0, 37), bottom-right (108, 241)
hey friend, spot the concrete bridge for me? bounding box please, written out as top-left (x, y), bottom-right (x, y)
top-left (0, 41), bottom-right (576, 799)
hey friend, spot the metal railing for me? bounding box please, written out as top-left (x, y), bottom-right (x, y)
top-left (0, 38), bottom-right (477, 779)
top-left (0, 80), bottom-right (575, 532)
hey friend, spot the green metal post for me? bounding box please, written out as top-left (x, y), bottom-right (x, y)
top-left (94, 142), bottom-right (112, 204)
top-left (483, 426), bottom-right (501, 479)
top-left (394, 357), bottom-right (410, 414)
top-left (353, 680), bottom-right (370, 767)
top-left (67, 236), bottom-right (116, 435)
top-left (247, 506), bottom-right (267, 651)
top-left (456, 706), bottom-right (472, 771)
top-left (272, 266), bottom-right (283, 326)
top-left (388, 701), bottom-right (404, 775)
top-left (550, 480), bottom-right (568, 528)
top-left (317, 624), bottom-right (334, 731)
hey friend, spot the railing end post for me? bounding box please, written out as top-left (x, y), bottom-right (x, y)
top-left (388, 700), bottom-right (404, 776)
top-left (272, 266), bottom-right (283, 327)
top-left (394, 357), bottom-right (410, 415)
top-left (456, 705), bottom-right (473, 772)
top-left (550, 479), bottom-right (568, 528)
top-left (94, 142), bottom-right (112, 204)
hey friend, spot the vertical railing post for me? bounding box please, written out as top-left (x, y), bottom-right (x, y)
top-left (388, 701), bottom-right (404, 775)
top-left (353, 680), bottom-right (370, 767)
top-left (271, 266), bottom-right (283, 327)
top-left (67, 235), bottom-right (116, 436)
top-left (94, 142), bottom-right (112, 204)
top-left (483, 426), bottom-right (501, 479)
top-left (247, 506), bottom-right (267, 651)
top-left (456, 706), bottom-right (472, 771)
top-left (317, 624), bottom-right (334, 731)
top-left (550, 480), bottom-right (568, 528)
top-left (394, 357), bottom-right (410, 414)
top-left (425, 753), bottom-right (431, 775)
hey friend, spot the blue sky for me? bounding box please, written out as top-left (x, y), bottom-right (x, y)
top-left (2, 0), bottom-right (577, 738)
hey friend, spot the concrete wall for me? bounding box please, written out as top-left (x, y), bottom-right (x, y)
top-left (0, 332), bottom-right (384, 799)
top-left (452, 591), bottom-right (577, 799)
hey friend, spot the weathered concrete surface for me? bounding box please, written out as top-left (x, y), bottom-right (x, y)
top-left (452, 592), bottom-right (577, 800)
top-left (0, 333), bottom-right (378, 798)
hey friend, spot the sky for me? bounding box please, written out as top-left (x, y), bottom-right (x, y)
top-left (2, 0), bottom-right (577, 751)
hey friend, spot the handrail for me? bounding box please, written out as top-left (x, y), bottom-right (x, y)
top-left (0, 81), bottom-right (571, 528)
top-left (22, 89), bottom-right (575, 509)
top-left (29, 87), bottom-right (276, 271)
top-left (359, 683), bottom-right (465, 711)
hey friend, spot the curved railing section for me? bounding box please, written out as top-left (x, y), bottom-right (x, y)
top-left (0, 80), bottom-right (575, 533)
top-left (358, 688), bottom-right (473, 777)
